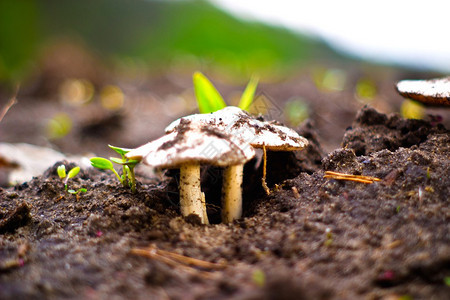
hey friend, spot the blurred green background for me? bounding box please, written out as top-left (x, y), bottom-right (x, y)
top-left (0, 0), bottom-right (342, 85)
top-left (1, 0), bottom-right (448, 159)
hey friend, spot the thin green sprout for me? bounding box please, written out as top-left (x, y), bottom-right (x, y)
top-left (57, 164), bottom-right (83, 192)
top-left (193, 72), bottom-right (258, 113)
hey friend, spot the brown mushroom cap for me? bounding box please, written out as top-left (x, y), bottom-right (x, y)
top-left (396, 77), bottom-right (450, 106)
top-left (165, 106), bottom-right (309, 151)
top-left (126, 119), bottom-right (255, 169)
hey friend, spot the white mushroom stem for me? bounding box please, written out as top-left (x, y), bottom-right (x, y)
top-left (179, 163), bottom-right (209, 224)
top-left (222, 164), bottom-right (244, 223)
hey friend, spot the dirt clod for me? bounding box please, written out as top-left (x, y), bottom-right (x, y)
top-left (0, 201), bottom-right (31, 234)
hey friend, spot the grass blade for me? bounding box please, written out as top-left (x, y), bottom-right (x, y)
top-left (193, 72), bottom-right (226, 113)
top-left (238, 75), bottom-right (259, 111)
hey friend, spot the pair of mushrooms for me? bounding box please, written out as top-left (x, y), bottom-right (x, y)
top-left (126, 106), bottom-right (308, 224)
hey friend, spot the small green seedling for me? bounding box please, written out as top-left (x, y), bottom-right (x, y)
top-left (68, 188), bottom-right (87, 195)
top-left (57, 165), bottom-right (81, 190)
top-left (90, 145), bottom-right (140, 192)
top-left (57, 164), bottom-right (86, 197)
top-left (193, 71), bottom-right (259, 113)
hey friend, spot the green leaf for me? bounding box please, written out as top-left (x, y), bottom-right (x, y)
top-left (238, 75), bottom-right (259, 111)
top-left (67, 166), bottom-right (80, 179)
top-left (90, 157), bottom-right (114, 170)
top-left (57, 165), bottom-right (66, 179)
top-left (108, 145), bottom-right (131, 158)
top-left (125, 159), bottom-right (140, 167)
top-left (68, 187), bottom-right (86, 195)
top-left (110, 157), bottom-right (125, 165)
top-left (110, 157), bottom-right (140, 167)
top-left (193, 72), bottom-right (226, 113)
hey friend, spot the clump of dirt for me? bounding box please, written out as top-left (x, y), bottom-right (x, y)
top-left (342, 106), bottom-right (448, 156)
top-left (1, 107), bottom-right (449, 299)
top-left (0, 201), bottom-right (31, 234)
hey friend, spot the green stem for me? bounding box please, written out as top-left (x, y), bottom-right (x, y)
top-left (126, 165), bottom-right (137, 193)
top-left (110, 168), bottom-right (123, 184)
top-left (121, 164), bottom-right (128, 187)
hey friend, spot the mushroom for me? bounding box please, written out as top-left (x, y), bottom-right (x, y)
top-left (166, 106), bottom-right (309, 222)
top-left (396, 76), bottom-right (450, 106)
top-left (126, 119), bottom-right (255, 224)
top-left (165, 107), bottom-right (308, 150)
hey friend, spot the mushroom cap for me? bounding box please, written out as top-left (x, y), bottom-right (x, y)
top-left (396, 77), bottom-right (450, 106)
top-left (126, 119), bottom-right (255, 169)
top-left (165, 106), bottom-right (308, 151)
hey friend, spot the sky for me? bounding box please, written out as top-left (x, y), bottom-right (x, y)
top-left (211, 0), bottom-right (450, 72)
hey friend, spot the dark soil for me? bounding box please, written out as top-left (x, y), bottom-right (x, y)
top-left (0, 72), bottom-right (449, 299)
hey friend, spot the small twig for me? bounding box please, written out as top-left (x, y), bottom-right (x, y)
top-left (205, 202), bottom-right (221, 213)
top-left (0, 85), bottom-right (19, 123)
top-left (261, 146), bottom-right (271, 195)
top-left (131, 245), bottom-right (226, 279)
top-left (131, 248), bottom-right (213, 278)
top-left (291, 186), bottom-right (300, 199)
top-left (156, 248), bottom-right (226, 270)
top-left (324, 171), bottom-right (381, 184)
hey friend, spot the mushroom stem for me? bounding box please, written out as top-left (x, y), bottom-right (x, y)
top-left (179, 163), bottom-right (209, 224)
top-left (222, 164), bottom-right (244, 223)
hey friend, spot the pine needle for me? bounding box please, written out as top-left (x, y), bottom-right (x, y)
top-left (261, 146), bottom-right (271, 195)
top-left (0, 85), bottom-right (19, 123)
top-left (131, 244), bottom-right (226, 279)
top-left (324, 171), bottom-right (381, 184)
